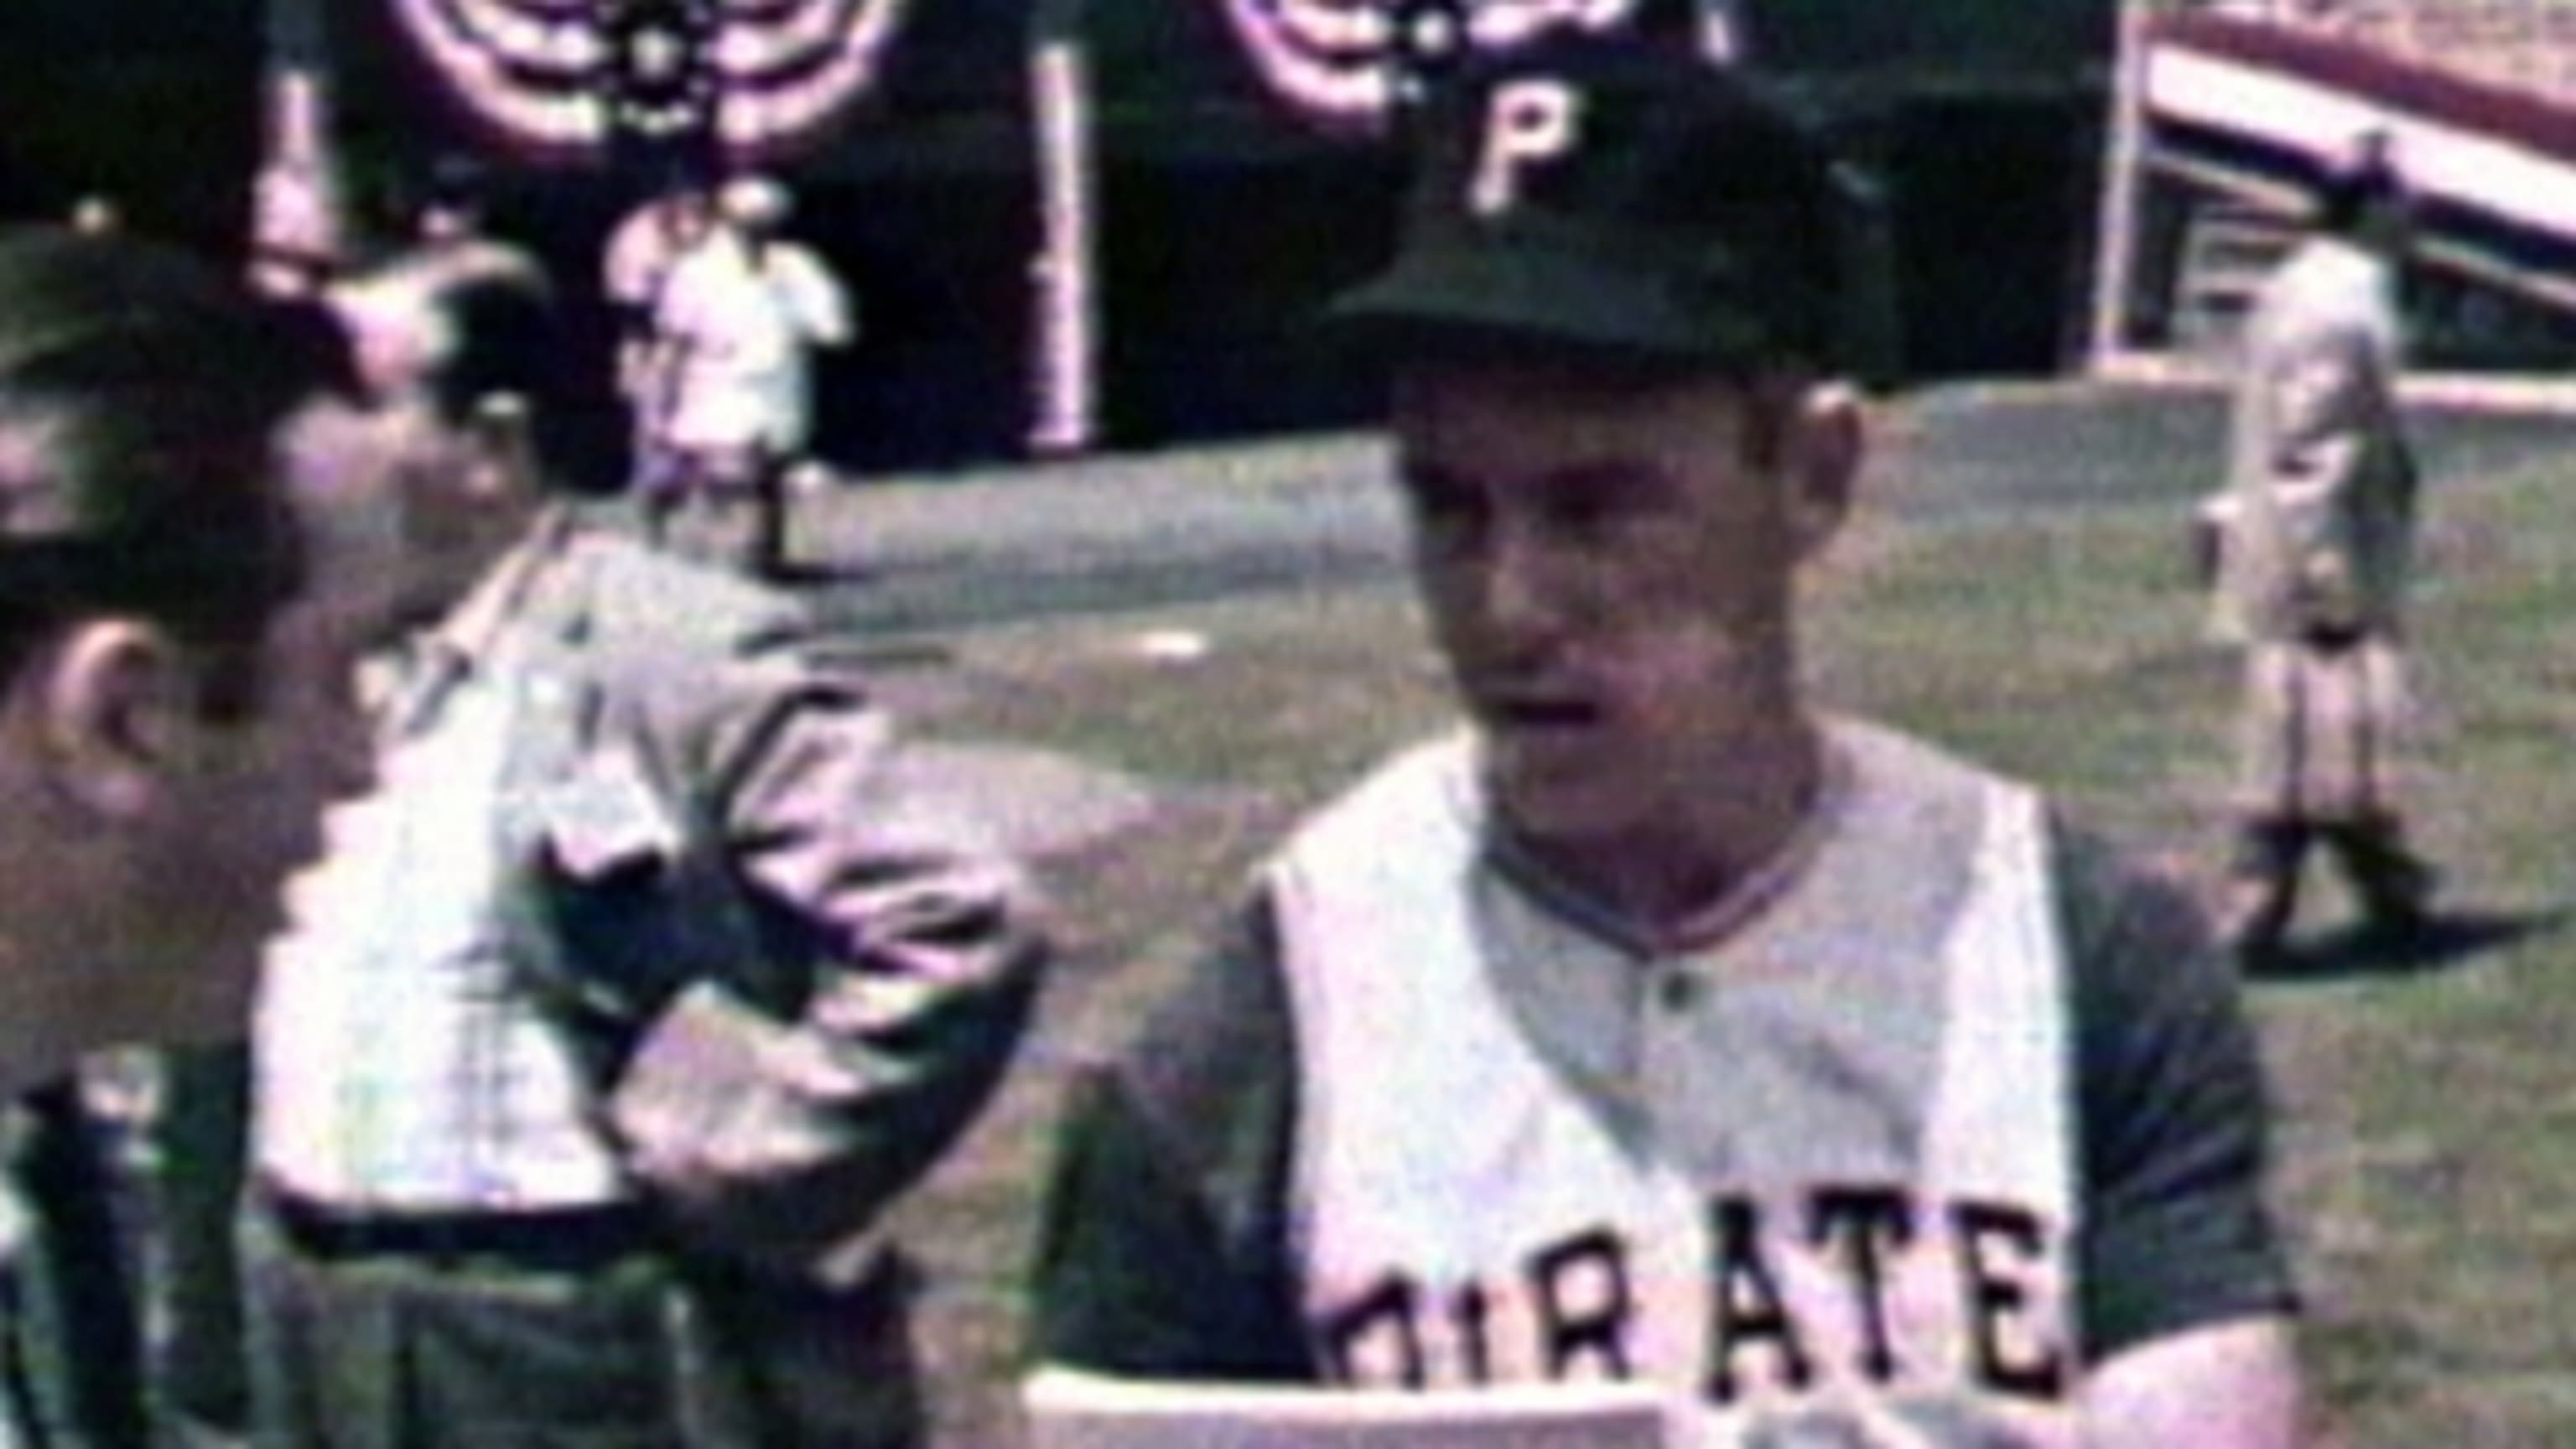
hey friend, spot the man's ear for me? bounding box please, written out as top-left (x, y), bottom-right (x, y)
top-left (31, 620), bottom-right (192, 820)
top-left (1782, 380), bottom-right (1864, 560)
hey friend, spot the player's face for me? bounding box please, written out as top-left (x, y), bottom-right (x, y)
top-left (1393, 358), bottom-right (1850, 850)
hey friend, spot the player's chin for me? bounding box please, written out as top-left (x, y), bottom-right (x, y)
top-left (1481, 730), bottom-right (1638, 839)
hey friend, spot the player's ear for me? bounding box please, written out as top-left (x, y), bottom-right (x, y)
top-left (28, 619), bottom-right (193, 821)
top-left (1781, 379), bottom-right (1863, 560)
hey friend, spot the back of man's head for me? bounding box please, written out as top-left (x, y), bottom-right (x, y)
top-left (333, 240), bottom-right (583, 489)
top-left (0, 226), bottom-right (357, 712)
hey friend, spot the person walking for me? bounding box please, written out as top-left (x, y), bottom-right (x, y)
top-left (2210, 139), bottom-right (2436, 961)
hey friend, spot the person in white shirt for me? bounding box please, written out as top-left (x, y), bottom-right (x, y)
top-left (647, 174), bottom-right (853, 579)
top-left (603, 177), bottom-right (718, 512)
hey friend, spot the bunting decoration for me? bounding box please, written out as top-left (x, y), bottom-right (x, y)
top-left (1214, 0), bottom-right (1649, 132)
top-left (381, 0), bottom-right (911, 161)
top-left (606, 0), bottom-right (720, 149)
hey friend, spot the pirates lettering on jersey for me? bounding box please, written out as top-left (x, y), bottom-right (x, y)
top-left (1309, 1187), bottom-right (2067, 1407)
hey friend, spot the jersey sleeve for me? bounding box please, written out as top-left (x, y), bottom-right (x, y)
top-left (592, 591), bottom-right (1049, 1284)
top-left (2059, 821), bottom-right (2299, 1365)
top-left (1030, 895), bottom-right (1316, 1379)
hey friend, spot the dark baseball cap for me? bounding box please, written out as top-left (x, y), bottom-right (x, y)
top-left (1331, 34), bottom-right (1872, 374)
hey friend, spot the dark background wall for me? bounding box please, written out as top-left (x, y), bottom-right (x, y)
top-left (1098, 153), bottom-right (1402, 446)
top-left (1879, 99), bottom-right (2109, 377)
top-left (0, 0), bottom-right (265, 259)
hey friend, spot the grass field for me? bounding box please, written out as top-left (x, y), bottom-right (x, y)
top-left (875, 421), bottom-right (2576, 1446)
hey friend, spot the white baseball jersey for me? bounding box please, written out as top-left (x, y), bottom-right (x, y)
top-left (1265, 722), bottom-right (2079, 1446)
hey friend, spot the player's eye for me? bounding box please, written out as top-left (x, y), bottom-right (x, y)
top-left (1532, 463), bottom-right (1661, 542)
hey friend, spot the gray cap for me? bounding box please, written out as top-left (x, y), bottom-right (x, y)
top-left (1332, 35), bottom-right (1865, 372)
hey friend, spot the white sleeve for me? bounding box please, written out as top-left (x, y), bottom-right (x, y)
top-left (778, 248), bottom-right (854, 346)
top-left (603, 215), bottom-right (653, 305)
top-left (654, 254), bottom-right (714, 345)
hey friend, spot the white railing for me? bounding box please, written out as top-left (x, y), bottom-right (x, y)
top-left (2177, 0), bottom-right (2576, 103)
top-left (2090, 0), bottom-right (2576, 392)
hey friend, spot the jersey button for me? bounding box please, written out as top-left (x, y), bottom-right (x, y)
top-left (1656, 969), bottom-right (1700, 1013)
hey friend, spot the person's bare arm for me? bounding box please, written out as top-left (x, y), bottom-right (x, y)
top-left (2084, 1316), bottom-right (2301, 1449)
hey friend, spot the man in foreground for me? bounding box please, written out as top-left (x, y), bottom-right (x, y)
top-left (0, 225), bottom-right (422, 1436)
top-left (2210, 139), bottom-right (2435, 959)
top-left (243, 240), bottom-right (1046, 1448)
top-left (1035, 36), bottom-right (2303, 1447)
top-left (0, 225), bottom-right (405, 1096)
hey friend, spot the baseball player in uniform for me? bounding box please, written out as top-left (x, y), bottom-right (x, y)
top-left (1033, 36), bottom-right (2303, 1448)
top-left (2210, 144), bottom-right (2435, 959)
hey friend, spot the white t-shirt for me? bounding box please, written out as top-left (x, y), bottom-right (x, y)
top-left (654, 232), bottom-right (852, 455)
top-left (603, 201), bottom-right (691, 312)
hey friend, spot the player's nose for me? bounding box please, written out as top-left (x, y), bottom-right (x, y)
top-left (1476, 517), bottom-right (1574, 647)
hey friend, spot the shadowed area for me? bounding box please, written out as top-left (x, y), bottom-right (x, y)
top-left (2243, 904), bottom-right (2573, 985)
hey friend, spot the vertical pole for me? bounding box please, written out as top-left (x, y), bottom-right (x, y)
top-left (1028, 0), bottom-right (1099, 457)
top-left (1699, 0), bottom-right (1747, 64)
top-left (250, 0), bottom-right (344, 292)
top-left (2087, 0), bottom-right (2157, 371)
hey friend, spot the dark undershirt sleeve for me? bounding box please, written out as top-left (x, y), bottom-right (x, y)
top-left (1029, 897), bottom-right (1315, 1380)
top-left (2061, 821), bottom-right (2299, 1366)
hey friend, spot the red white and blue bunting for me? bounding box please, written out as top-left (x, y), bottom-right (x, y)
top-left (382, 0), bottom-right (910, 158)
top-left (1214, 0), bottom-right (1649, 132)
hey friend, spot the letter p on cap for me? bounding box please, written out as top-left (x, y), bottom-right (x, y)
top-left (1471, 79), bottom-right (1583, 216)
